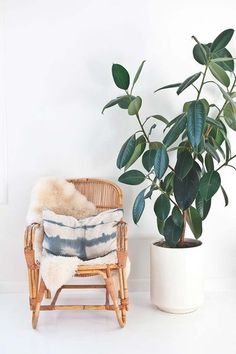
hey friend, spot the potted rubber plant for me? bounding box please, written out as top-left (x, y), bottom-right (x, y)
top-left (102, 29), bottom-right (236, 313)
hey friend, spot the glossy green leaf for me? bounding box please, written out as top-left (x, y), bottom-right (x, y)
top-left (209, 126), bottom-right (224, 146)
top-left (154, 82), bottom-right (181, 93)
top-left (224, 103), bottom-right (236, 131)
top-left (177, 72), bottom-right (201, 95)
top-left (162, 172), bottom-right (175, 195)
top-left (195, 192), bottom-right (211, 220)
top-left (211, 48), bottom-right (234, 72)
top-left (211, 29), bottom-right (234, 52)
top-left (218, 85), bottom-right (236, 107)
top-left (187, 100), bottom-right (206, 149)
top-left (199, 171), bottom-right (221, 201)
top-left (133, 189), bottom-right (146, 224)
top-left (116, 135), bottom-right (136, 169)
top-left (193, 43), bottom-right (208, 65)
top-left (131, 60), bottom-right (145, 92)
top-left (149, 115), bottom-right (169, 125)
top-left (118, 170), bottom-right (145, 185)
top-left (205, 140), bottom-right (220, 163)
top-left (208, 136), bottom-right (225, 160)
top-left (154, 194), bottom-right (170, 221)
top-left (128, 96), bottom-right (142, 115)
top-left (163, 115), bottom-right (181, 132)
top-left (102, 96), bottom-right (129, 113)
top-left (163, 216), bottom-right (183, 247)
top-left (184, 99), bottom-right (209, 115)
top-left (163, 114), bottom-right (187, 147)
top-left (205, 153), bottom-right (214, 172)
top-left (173, 167), bottom-right (199, 210)
top-left (142, 149), bottom-right (156, 172)
top-left (209, 62), bottom-right (230, 87)
top-left (125, 135), bottom-right (146, 170)
top-left (154, 145), bottom-right (169, 179)
top-left (175, 150), bottom-right (193, 180)
top-left (112, 64), bottom-right (130, 90)
top-left (117, 95), bottom-right (136, 109)
top-left (187, 206), bottom-right (202, 239)
top-left (172, 206), bottom-right (183, 227)
top-left (221, 185), bottom-right (229, 207)
top-left (206, 117), bottom-right (224, 129)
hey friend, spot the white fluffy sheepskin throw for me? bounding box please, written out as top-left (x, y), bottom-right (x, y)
top-left (27, 176), bottom-right (97, 225)
top-left (27, 177), bottom-right (130, 293)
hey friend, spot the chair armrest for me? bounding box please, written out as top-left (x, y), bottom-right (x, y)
top-left (24, 223), bottom-right (40, 270)
top-left (116, 220), bottom-right (128, 268)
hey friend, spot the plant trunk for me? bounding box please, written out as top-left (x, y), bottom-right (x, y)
top-left (178, 210), bottom-right (187, 247)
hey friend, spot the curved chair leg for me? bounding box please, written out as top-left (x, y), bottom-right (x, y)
top-left (32, 278), bottom-right (46, 329)
top-left (106, 266), bottom-right (126, 328)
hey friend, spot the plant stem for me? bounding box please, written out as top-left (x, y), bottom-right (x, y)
top-left (147, 176), bottom-right (179, 208)
top-left (178, 209), bottom-right (187, 247)
top-left (216, 154), bottom-right (236, 171)
top-left (136, 112), bottom-right (150, 142)
top-left (197, 66), bottom-right (208, 100)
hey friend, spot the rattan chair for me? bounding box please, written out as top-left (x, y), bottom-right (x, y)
top-left (24, 178), bottom-right (128, 329)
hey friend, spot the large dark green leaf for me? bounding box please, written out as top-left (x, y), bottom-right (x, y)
top-left (154, 145), bottom-right (169, 179)
top-left (117, 135), bottom-right (136, 169)
top-left (199, 171), bottom-right (221, 201)
top-left (163, 114), bottom-right (187, 148)
top-left (221, 185), bottom-right (229, 207)
top-left (187, 206), bottom-right (202, 239)
top-left (171, 206), bottom-right (183, 227)
top-left (131, 60), bottom-right (145, 92)
top-left (211, 48), bottom-right (234, 72)
top-left (128, 96), bottom-right (142, 115)
top-left (177, 72), bottom-right (201, 95)
top-left (193, 43), bottom-right (208, 65)
top-left (175, 150), bottom-right (193, 180)
top-left (208, 126), bottom-right (224, 146)
top-left (205, 153), bottom-right (214, 172)
top-left (195, 192), bottom-right (211, 220)
top-left (125, 135), bottom-right (146, 170)
top-left (209, 62), bottom-right (230, 87)
top-left (211, 29), bottom-right (234, 52)
top-left (154, 82), bottom-right (181, 93)
top-left (224, 103), bottom-right (236, 131)
top-left (118, 95), bottom-right (136, 109)
top-left (154, 194), bottom-right (170, 221)
top-left (133, 189), bottom-right (146, 224)
top-left (118, 170), bottom-right (145, 185)
top-left (187, 100), bottom-right (205, 149)
top-left (112, 64), bottom-right (130, 90)
top-left (142, 149), bottom-right (156, 172)
top-left (163, 216), bottom-right (183, 247)
top-left (174, 166), bottom-right (199, 210)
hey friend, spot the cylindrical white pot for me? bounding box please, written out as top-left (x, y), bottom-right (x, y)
top-left (150, 239), bottom-right (204, 314)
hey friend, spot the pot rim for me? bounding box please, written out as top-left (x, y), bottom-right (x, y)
top-left (152, 238), bottom-right (202, 250)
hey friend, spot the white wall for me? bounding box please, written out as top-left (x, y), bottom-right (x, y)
top-left (1, 0), bottom-right (236, 292)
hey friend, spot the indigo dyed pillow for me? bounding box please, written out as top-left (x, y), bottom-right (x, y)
top-left (42, 208), bottom-right (123, 260)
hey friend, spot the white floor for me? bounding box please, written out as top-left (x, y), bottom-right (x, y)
top-left (1, 290), bottom-right (236, 354)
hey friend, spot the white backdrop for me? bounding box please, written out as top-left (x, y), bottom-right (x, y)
top-left (1, 0), bottom-right (236, 292)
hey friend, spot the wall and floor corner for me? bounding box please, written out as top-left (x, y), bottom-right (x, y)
top-left (0, 0), bottom-right (236, 293)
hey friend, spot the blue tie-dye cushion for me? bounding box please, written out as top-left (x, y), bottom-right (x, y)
top-left (42, 208), bottom-right (123, 260)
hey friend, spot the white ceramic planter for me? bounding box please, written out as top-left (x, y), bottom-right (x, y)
top-left (150, 239), bottom-right (204, 314)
